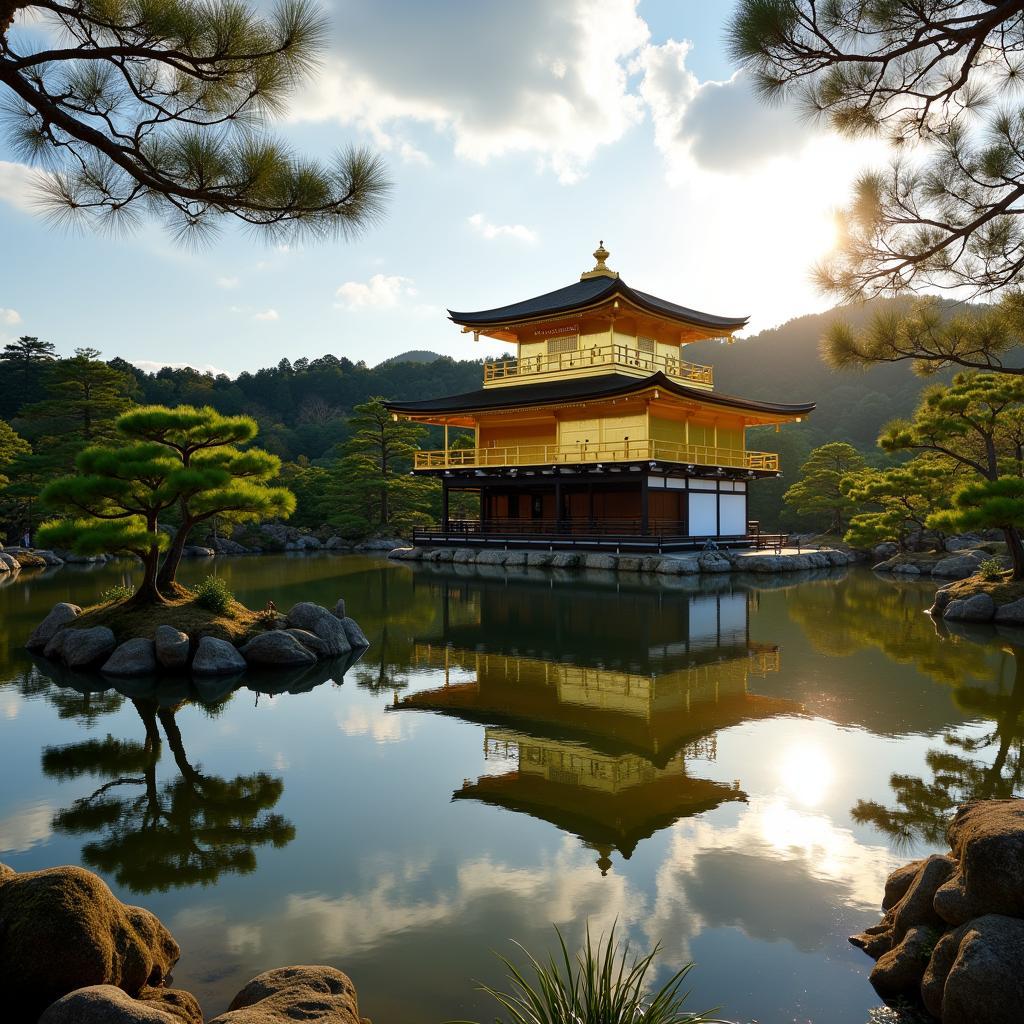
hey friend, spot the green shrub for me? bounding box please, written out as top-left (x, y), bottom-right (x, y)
top-left (978, 557), bottom-right (1005, 581)
top-left (98, 583), bottom-right (134, 605)
top-left (448, 925), bottom-right (727, 1024)
top-left (192, 574), bottom-right (233, 614)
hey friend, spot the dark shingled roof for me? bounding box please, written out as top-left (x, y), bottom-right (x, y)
top-left (384, 371), bottom-right (815, 418)
top-left (448, 277), bottom-right (749, 332)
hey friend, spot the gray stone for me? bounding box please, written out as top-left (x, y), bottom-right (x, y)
top-left (285, 628), bottom-right (332, 657)
top-left (355, 536), bottom-right (406, 551)
top-left (324, 536), bottom-right (350, 551)
top-left (933, 551), bottom-right (986, 579)
top-left (927, 915), bottom-right (1024, 1024)
top-left (504, 550), bottom-right (527, 566)
top-left (191, 636), bottom-right (246, 676)
top-left (640, 556), bottom-right (664, 572)
top-left (285, 602), bottom-right (351, 656)
top-left (943, 592), bottom-right (996, 623)
top-left (154, 626), bottom-right (190, 670)
top-left (210, 965), bottom-right (363, 1024)
top-left (26, 603), bottom-right (82, 652)
top-left (181, 546), bottom-right (215, 558)
top-left (43, 629), bottom-right (70, 661)
top-left (63, 553), bottom-right (105, 564)
top-left (945, 534), bottom-right (984, 552)
top-left (525, 551), bottom-right (555, 567)
top-left (388, 546), bottom-right (421, 560)
top-left (873, 541), bottom-right (900, 560)
top-left (698, 552), bottom-right (732, 573)
top-left (477, 549), bottom-right (509, 565)
top-left (994, 597), bottom-right (1024, 624)
top-left (583, 553), bottom-right (616, 570)
top-left (551, 552), bottom-right (581, 569)
top-left (891, 563), bottom-right (921, 575)
top-left (868, 923), bottom-right (938, 997)
top-left (210, 537), bottom-right (250, 555)
top-left (101, 638), bottom-right (157, 677)
top-left (659, 555), bottom-right (700, 574)
top-left (39, 985), bottom-right (200, 1024)
top-left (284, 535), bottom-right (321, 551)
top-left (340, 617), bottom-right (370, 650)
top-left (452, 547), bottom-right (476, 563)
top-left (33, 549), bottom-right (64, 566)
top-left (62, 627), bottom-right (117, 669)
top-left (0, 551), bottom-right (20, 572)
top-left (241, 631), bottom-right (317, 667)
top-left (332, 598), bottom-right (346, 619)
top-left (616, 556), bottom-right (642, 572)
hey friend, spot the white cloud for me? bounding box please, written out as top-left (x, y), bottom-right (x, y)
top-left (0, 802), bottom-right (54, 854)
top-left (0, 308), bottom-right (21, 325)
top-left (288, 0), bottom-right (650, 184)
top-left (468, 213), bottom-right (537, 243)
top-left (335, 273), bottom-right (415, 310)
top-left (0, 161), bottom-right (45, 213)
top-left (216, 276), bottom-right (240, 289)
top-left (253, 308), bottom-right (280, 321)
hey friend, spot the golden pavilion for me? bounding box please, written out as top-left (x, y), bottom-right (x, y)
top-left (386, 243), bottom-right (814, 550)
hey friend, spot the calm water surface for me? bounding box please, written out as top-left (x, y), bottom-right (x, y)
top-left (1, 555), bottom-right (1021, 1023)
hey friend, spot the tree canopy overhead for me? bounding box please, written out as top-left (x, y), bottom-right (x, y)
top-left (729, 1), bottom-right (1024, 297)
top-left (0, 0), bottom-right (390, 242)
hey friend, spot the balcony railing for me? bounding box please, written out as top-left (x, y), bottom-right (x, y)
top-left (414, 440), bottom-right (779, 472)
top-left (483, 343), bottom-right (713, 388)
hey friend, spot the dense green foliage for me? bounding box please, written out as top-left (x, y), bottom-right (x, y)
top-left (192, 574), bottom-right (234, 614)
top-left (782, 442), bottom-right (866, 534)
top-left (0, 0), bottom-right (390, 242)
top-left (36, 404), bottom-right (290, 602)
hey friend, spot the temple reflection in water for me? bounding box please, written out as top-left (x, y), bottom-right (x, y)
top-left (398, 571), bottom-right (802, 872)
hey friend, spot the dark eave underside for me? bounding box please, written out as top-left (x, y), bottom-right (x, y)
top-left (384, 371), bottom-right (815, 418)
top-left (448, 277), bottom-right (749, 332)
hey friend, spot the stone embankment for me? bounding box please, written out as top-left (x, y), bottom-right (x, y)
top-left (388, 545), bottom-right (855, 575)
top-left (26, 599), bottom-right (369, 677)
top-left (851, 799), bottom-right (1024, 1024)
top-left (0, 861), bottom-right (369, 1023)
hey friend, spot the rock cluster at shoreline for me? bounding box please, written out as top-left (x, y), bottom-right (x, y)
top-left (26, 599), bottom-right (369, 678)
top-left (388, 545), bottom-right (855, 574)
top-left (0, 862), bottom-right (369, 1023)
top-left (851, 799), bottom-right (1024, 1023)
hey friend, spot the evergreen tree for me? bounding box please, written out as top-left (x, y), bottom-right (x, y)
top-left (324, 397), bottom-right (433, 537)
top-left (783, 442), bottom-right (866, 533)
top-left (112, 405), bottom-right (295, 591)
top-left (729, 1), bottom-right (1024, 298)
top-left (0, 335), bottom-right (55, 419)
top-left (843, 457), bottom-right (953, 551)
top-left (880, 372), bottom-right (1024, 576)
top-left (0, 418), bottom-right (29, 486)
top-left (18, 348), bottom-right (137, 466)
top-left (0, 0), bottom-right (390, 242)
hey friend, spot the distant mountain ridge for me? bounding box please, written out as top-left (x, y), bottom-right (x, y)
top-left (376, 349), bottom-right (444, 366)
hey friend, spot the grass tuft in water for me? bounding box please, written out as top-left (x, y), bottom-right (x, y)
top-left (447, 923), bottom-right (731, 1024)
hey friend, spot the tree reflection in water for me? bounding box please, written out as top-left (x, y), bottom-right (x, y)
top-left (853, 619), bottom-right (1024, 848)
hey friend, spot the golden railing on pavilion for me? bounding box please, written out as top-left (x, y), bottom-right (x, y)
top-left (414, 439), bottom-right (780, 472)
top-left (483, 343), bottom-right (714, 388)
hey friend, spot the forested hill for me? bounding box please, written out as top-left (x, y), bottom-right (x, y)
top-left (700, 297), bottom-right (964, 451)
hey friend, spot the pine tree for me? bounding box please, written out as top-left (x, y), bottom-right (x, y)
top-left (783, 442), bottom-right (866, 533)
top-left (0, 335), bottom-right (55, 419)
top-left (0, 0), bottom-right (390, 242)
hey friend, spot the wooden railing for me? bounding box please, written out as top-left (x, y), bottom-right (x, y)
top-left (483, 343), bottom-right (713, 388)
top-left (414, 439), bottom-right (779, 472)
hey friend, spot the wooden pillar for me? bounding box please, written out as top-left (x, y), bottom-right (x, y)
top-left (640, 475), bottom-right (649, 536)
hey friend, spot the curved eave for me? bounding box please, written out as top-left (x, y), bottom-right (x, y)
top-left (448, 277), bottom-right (748, 334)
top-left (384, 371), bottom-right (815, 420)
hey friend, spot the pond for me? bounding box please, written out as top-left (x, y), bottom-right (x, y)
top-left (1, 554), bottom-right (1020, 1023)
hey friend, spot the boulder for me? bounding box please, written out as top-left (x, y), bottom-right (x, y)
top-left (452, 548), bottom-right (476, 563)
top-left (504, 550), bottom-right (527, 566)
top-left (640, 556), bottom-right (664, 572)
top-left (355, 536), bottom-right (405, 551)
top-left (698, 551), bottom-right (732, 573)
top-left (476, 549), bottom-right (509, 565)
top-left (551, 552), bottom-right (581, 569)
top-left (873, 541), bottom-right (900, 561)
top-left (869, 923), bottom-right (939, 997)
top-left (43, 629), bottom-right (70, 661)
top-left (62, 626), bottom-right (117, 669)
top-left (891, 563), bottom-right (922, 575)
top-left (923, 915), bottom-right (1024, 1024)
top-left (10, 549), bottom-right (46, 568)
top-left (0, 864), bottom-right (179, 1020)
top-left (616, 556), bottom-right (642, 572)
top-left (26, 602), bottom-right (82, 652)
top-left (388, 546), bottom-right (420, 560)
top-left (332, 598), bottom-right (347, 619)
top-left (285, 628), bottom-right (332, 657)
top-left (33, 549), bottom-right (64, 566)
top-left (182, 546), bottom-right (215, 558)
top-left (340, 617), bottom-right (370, 650)
top-left (210, 537), bottom-right (250, 555)
top-left (284, 535), bottom-right (321, 552)
top-left (286, 602), bottom-right (351, 657)
top-left (102, 638), bottom-right (158, 677)
top-left (943, 593), bottom-right (996, 623)
top-left (241, 631), bottom-right (318, 667)
top-left (40, 985), bottom-right (201, 1024)
top-left (883, 859), bottom-right (925, 912)
top-left (933, 551), bottom-right (986, 579)
top-left (934, 800), bottom-right (1024, 925)
top-left (659, 555), bottom-right (700, 574)
top-left (583, 553), bottom-right (616, 570)
top-left (945, 534), bottom-right (984, 552)
top-left (209, 965), bottom-right (363, 1024)
top-left (191, 636), bottom-right (247, 676)
top-left (154, 626), bottom-right (190, 671)
top-left (324, 537), bottom-right (350, 551)
top-left (994, 598), bottom-right (1024, 625)
top-left (525, 551), bottom-right (555, 567)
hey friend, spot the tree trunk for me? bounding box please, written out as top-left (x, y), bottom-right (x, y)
top-left (1005, 526), bottom-right (1024, 581)
top-left (157, 513), bottom-right (193, 592)
top-left (128, 545), bottom-right (168, 606)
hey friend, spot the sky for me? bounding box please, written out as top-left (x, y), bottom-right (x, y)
top-left (0, 0), bottom-right (889, 375)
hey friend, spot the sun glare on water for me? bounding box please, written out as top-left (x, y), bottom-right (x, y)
top-left (777, 741), bottom-right (835, 807)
